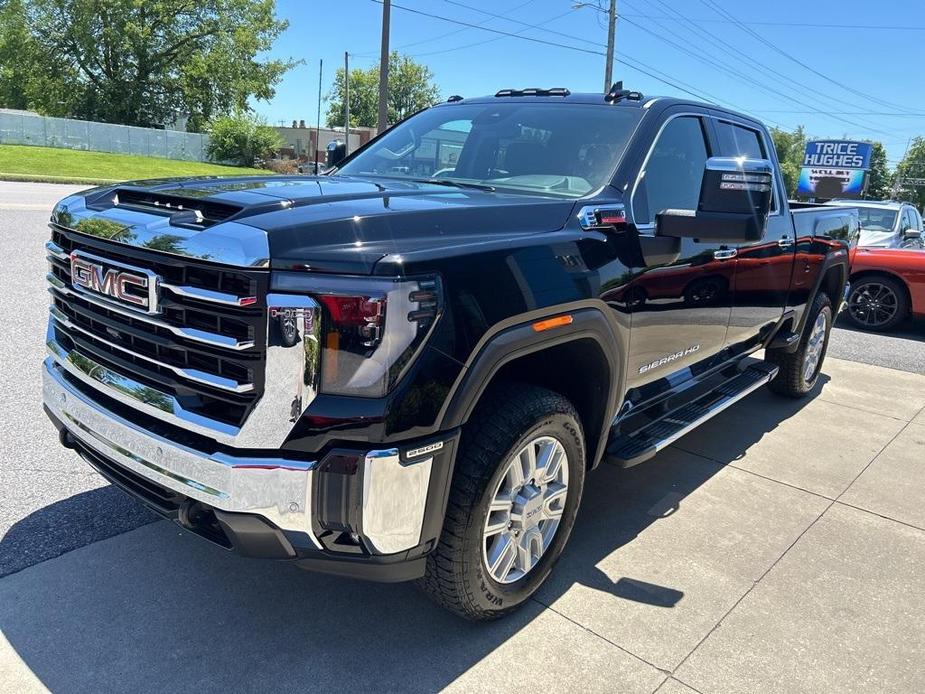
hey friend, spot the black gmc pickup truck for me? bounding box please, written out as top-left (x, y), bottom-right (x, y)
top-left (42, 86), bottom-right (858, 620)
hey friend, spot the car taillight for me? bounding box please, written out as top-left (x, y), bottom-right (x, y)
top-left (272, 273), bottom-right (442, 398)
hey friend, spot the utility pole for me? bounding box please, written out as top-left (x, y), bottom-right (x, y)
top-left (315, 58), bottom-right (323, 170)
top-left (344, 51), bottom-right (350, 155)
top-left (892, 137), bottom-right (912, 199)
top-left (604, 0), bottom-right (617, 92)
top-left (377, 0), bottom-right (391, 134)
top-left (574, 1), bottom-right (618, 92)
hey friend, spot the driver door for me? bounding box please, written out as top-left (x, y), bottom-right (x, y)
top-left (623, 112), bottom-right (733, 389)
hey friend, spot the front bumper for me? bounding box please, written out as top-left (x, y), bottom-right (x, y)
top-left (43, 358), bottom-right (457, 580)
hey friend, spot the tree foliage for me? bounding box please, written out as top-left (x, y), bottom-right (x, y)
top-left (895, 137), bottom-right (925, 210)
top-left (865, 142), bottom-right (892, 201)
top-left (326, 52), bottom-right (441, 129)
top-left (0, 0), bottom-right (34, 109)
top-left (769, 125), bottom-right (807, 197)
top-left (207, 111), bottom-right (282, 166)
top-left (0, 0), bottom-right (296, 131)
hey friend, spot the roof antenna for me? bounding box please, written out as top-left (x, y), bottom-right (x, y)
top-left (605, 81), bottom-right (643, 103)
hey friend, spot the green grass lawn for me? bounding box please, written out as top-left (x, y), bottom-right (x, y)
top-left (0, 144), bottom-right (269, 184)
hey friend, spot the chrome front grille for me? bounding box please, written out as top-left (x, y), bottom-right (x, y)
top-left (46, 225), bottom-right (269, 429)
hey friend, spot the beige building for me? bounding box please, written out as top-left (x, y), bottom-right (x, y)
top-left (275, 123), bottom-right (375, 162)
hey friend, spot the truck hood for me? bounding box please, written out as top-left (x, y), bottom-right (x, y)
top-left (53, 175), bottom-right (579, 274)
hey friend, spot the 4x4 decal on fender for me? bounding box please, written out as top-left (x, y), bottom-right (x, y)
top-left (638, 344), bottom-right (701, 374)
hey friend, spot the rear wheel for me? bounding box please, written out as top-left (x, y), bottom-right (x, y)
top-left (845, 276), bottom-right (908, 332)
top-left (418, 383), bottom-right (585, 620)
top-left (767, 292), bottom-right (833, 398)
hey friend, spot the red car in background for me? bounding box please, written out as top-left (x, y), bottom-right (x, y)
top-left (845, 247), bottom-right (925, 331)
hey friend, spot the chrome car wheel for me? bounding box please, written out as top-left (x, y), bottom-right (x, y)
top-left (802, 311), bottom-right (828, 382)
top-left (848, 282), bottom-right (899, 328)
top-left (482, 436), bottom-right (569, 584)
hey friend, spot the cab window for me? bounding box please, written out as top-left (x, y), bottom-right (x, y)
top-left (717, 120), bottom-right (778, 213)
top-left (633, 116), bottom-right (709, 224)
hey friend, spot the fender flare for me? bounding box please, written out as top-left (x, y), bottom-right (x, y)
top-left (797, 247), bottom-right (849, 337)
top-left (438, 305), bottom-right (627, 467)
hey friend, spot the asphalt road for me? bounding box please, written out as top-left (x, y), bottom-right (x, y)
top-left (0, 181), bottom-right (922, 579)
top-left (0, 183), bottom-right (156, 577)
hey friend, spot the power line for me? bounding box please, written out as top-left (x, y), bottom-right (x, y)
top-left (374, 0), bottom-right (739, 105)
top-left (431, 0), bottom-right (765, 119)
top-left (356, 0), bottom-right (537, 56)
top-left (410, 8), bottom-right (576, 58)
top-left (621, 0), bottom-right (901, 136)
top-left (698, 0), bottom-right (925, 118)
top-left (612, 4), bottom-right (896, 138)
top-left (618, 13), bottom-right (925, 31)
top-left (631, 0), bottom-right (897, 132)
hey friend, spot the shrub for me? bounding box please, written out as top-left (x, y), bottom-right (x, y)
top-left (206, 111), bottom-right (282, 167)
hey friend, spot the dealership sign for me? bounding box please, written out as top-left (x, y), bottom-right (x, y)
top-left (797, 140), bottom-right (873, 199)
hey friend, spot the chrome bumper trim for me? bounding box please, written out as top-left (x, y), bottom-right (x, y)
top-left (362, 449), bottom-right (433, 555)
top-left (43, 357), bottom-right (322, 547)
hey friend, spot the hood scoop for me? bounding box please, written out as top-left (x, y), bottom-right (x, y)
top-left (107, 188), bottom-right (244, 228)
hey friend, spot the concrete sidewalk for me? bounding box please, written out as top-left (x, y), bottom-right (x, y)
top-left (1, 356), bottom-right (923, 694)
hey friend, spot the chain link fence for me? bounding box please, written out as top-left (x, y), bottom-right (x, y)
top-left (0, 111), bottom-right (210, 161)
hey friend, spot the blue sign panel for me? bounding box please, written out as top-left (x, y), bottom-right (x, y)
top-left (802, 140), bottom-right (872, 170)
top-left (797, 140), bottom-right (872, 198)
top-left (796, 168), bottom-right (866, 198)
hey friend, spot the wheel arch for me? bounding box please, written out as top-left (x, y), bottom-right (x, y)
top-left (438, 307), bottom-right (626, 469)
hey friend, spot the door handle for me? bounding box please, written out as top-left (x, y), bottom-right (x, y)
top-left (778, 235), bottom-right (794, 248)
top-left (713, 249), bottom-right (737, 260)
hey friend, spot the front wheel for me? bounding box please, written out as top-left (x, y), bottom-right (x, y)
top-left (418, 383), bottom-right (585, 621)
top-left (766, 292), bottom-right (833, 398)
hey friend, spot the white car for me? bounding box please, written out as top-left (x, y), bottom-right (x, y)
top-left (830, 200), bottom-right (924, 249)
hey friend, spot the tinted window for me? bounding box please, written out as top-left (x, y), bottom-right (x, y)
top-left (717, 121), bottom-right (779, 212)
top-left (716, 121), bottom-right (764, 159)
top-left (337, 103), bottom-right (642, 198)
top-left (634, 116), bottom-right (709, 223)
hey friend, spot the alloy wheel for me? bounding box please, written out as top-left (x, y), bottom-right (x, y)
top-left (482, 436), bottom-right (569, 584)
top-left (802, 310), bottom-right (828, 382)
top-left (848, 283), bottom-right (899, 328)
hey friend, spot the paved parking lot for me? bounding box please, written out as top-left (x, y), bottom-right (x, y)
top-left (1, 182), bottom-right (924, 693)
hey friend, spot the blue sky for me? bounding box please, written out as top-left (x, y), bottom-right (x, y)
top-left (260, 0), bottom-right (925, 165)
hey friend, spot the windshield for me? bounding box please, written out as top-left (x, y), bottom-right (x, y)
top-left (335, 102), bottom-right (642, 198)
top-left (857, 208), bottom-right (898, 232)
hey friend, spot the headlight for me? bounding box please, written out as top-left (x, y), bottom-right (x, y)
top-left (272, 272), bottom-right (442, 398)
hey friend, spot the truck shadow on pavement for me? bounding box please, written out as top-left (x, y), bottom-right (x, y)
top-left (0, 379), bottom-right (827, 692)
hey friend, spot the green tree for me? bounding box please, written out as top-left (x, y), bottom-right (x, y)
top-left (0, 0), bottom-right (34, 109)
top-left (769, 125), bottom-right (807, 197)
top-left (207, 110), bottom-right (281, 166)
top-left (4, 0), bottom-right (296, 131)
top-left (895, 136), bottom-right (925, 210)
top-left (326, 51), bottom-right (441, 128)
top-left (863, 142), bottom-right (892, 200)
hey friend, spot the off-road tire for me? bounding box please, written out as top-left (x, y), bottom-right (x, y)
top-left (417, 383), bottom-right (585, 621)
top-left (766, 292), bottom-right (832, 397)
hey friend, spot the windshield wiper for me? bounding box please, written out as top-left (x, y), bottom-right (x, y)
top-left (408, 178), bottom-right (496, 192)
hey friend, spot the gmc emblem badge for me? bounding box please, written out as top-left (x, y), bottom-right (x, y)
top-left (70, 251), bottom-right (160, 314)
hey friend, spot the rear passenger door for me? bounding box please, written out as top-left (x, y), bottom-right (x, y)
top-left (714, 119), bottom-right (796, 346)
